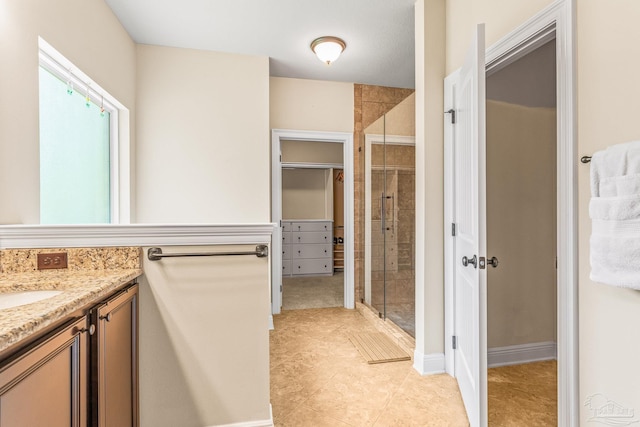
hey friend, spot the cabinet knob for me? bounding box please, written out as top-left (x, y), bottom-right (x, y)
top-left (77, 324), bottom-right (96, 336)
top-left (100, 313), bottom-right (113, 322)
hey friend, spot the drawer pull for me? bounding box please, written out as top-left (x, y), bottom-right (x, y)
top-left (77, 324), bottom-right (96, 336)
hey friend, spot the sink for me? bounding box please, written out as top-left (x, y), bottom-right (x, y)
top-left (0, 291), bottom-right (63, 310)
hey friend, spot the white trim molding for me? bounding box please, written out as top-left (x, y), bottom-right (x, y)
top-left (270, 129), bottom-right (355, 316)
top-left (209, 405), bottom-right (274, 427)
top-left (0, 224), bottom-right (276, 249)
top-left (413, 351), bottom-right (445, 375)
top-left (488, 342), bottom-right (557, 368)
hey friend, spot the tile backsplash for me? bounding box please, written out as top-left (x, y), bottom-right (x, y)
top-left (0, 247), bottom-right (141, 274)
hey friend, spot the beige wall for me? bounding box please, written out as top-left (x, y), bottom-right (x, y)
top-left (444, 0), bottom-right (640, 421)
top-left (445, 0), bottom-right (555, 74)
top-left (140, 245), bottom-right (271, 426)
top-left (0, 0), bottom-right (136, 224)
top-left (365, 93), bottom-right (416, 136)
top-left (135, 45), bottom-right (270, 223)
top-left (577, 1), bottom-right (640, 423)
top-left (486, 100), bottom-right (556, 348)
top-left (282, 169), bottom-right (332, 220)
top-left (415, 0), bottom-right (446, 359)
top-left (269, 77), bottom-right (354, 132)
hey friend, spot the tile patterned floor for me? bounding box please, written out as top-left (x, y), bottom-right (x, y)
top-left (488, 360), bottom-right (557, 426)
top-left (282, 273), bottom-right (344, 310)
top-left (270, 308), bottom-right (469, 426)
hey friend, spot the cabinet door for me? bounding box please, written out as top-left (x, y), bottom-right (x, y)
top-left (92, 284), bottom-right (138, 427)
top-left (0, 317), bottom-right (88, 427)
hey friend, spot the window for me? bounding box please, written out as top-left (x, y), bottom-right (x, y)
top-left (38, 38), bottom-right (127, 224)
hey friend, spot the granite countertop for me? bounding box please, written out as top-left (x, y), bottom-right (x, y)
top-left (0, 268), bottom-right (142, 354)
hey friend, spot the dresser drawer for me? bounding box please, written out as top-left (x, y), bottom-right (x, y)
top-left (282, 244), bottom-right (291, 260)
top-left (282, 221), bottom-right (293, 232)
top-left (282, 260), bottom-right (291, 275)
top-left (291, 221), bottom-right (332, 232)
top-left (282, 232), bottom-right (291, 244)
top-left (292, 232), bottom-right (331, 244)
top-left (293, 259), bottom-right (333, 275)
top-left (292, 244), bottom-right (331, 259)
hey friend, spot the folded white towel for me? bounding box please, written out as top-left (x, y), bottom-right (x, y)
top-left (589, 141), bottom-right (640, 289)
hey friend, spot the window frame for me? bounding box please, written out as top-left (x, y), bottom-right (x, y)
top-left (38, 37), bottom-right (129, 224)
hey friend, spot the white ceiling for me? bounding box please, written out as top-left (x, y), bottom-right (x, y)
top-left (104, 0), bottom-right (416, 89)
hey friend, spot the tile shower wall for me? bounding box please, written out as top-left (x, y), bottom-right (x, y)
top-left (353, 85), bottom-right (414, 303)
top-left (370, 145), bottom-right (416, 308)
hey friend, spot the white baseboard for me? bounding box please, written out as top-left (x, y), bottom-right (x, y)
top-left (413, 351), bottom-right (445, 375)
top-left (488, 341), bottom-right (557, 368)
top-left (268, 315), bottom-right (274, 331)
top-left (209, 405), bottom-right (274, 427)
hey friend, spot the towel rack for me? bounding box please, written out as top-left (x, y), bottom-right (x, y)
top-left (581, 156), bottom-right (592, 164)
top-left (147, 245), bottom-right (269, 261)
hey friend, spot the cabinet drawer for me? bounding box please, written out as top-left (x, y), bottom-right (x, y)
top-left (293, 259), bottom-right (333, 275)
top-left (282, 260), bottom-right (291, 275)
top-left (292, 244), bottom-right (331, 259)
top-left (282, 232), bottom-right (291, 244)
top-left (292, 222), bottom-right (331, 232)
top-left (282, 244), bottom-right (291, 260)
top-left (292, 232), bottom-right (331, 244)
top-left (282, 222), bottom-right (293, 232)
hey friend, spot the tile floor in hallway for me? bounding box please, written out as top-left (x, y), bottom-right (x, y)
top-left (271, 308), bottom-right (559, 426)
top-left (270, 308), bottom-right (469, 426)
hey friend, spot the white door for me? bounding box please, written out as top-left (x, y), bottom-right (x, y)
top-left (452, 23), bottom-right (487, 427)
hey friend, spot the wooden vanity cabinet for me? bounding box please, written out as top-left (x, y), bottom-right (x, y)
top-left (90, 283), bottom-right (139, 427)
top-left (0, 316), bottom-right (89, 427)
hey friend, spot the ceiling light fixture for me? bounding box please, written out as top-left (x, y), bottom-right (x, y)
top-left (310, 36), bottom-right (346, 65)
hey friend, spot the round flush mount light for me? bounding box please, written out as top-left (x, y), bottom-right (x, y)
top-left (310, 36), bottom-right (346, 65)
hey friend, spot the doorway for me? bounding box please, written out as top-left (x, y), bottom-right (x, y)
top-left (280, 144), bottom-right (344, 309)
top-left (443, 1), bottom-right (578, 425)
top-left (271, 129), bottom-right (355, 317)
top-left (485, 39), bottom-right (558, 425)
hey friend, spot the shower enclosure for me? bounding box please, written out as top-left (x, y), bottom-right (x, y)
top-left (363, 105), bottom-right (415, 337)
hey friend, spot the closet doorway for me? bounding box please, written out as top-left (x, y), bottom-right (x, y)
top-left (271, 130), bottom-right (355, 317)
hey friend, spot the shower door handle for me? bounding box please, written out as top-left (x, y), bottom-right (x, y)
top-left (380, 193), bottom-right (385, 233)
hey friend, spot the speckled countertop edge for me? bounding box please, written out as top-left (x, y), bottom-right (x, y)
top-left (0, 269), bottom-right (142, 353)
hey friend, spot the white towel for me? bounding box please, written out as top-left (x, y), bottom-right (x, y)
top-left (589, 140), bottom-right (640, 289)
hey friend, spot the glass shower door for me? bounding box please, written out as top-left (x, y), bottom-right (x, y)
top-left (367, 111), bottom-right (416, 337)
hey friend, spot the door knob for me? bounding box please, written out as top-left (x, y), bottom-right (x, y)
top-left (487, 256), bottom-right (499, 268)
top-left (462, 255), bottom-right (477, 268)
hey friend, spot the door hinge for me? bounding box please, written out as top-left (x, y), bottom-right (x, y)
top-left (445, 109), bottom-right (456, 124)
top-left (452, 335), bottom-right (457, 350)
top-left (280, 285), bottom-right (282, 292)
top-left (451, 223), bottom-right (456, 236)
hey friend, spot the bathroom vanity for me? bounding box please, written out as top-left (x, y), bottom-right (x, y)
top-left (0, 249), bottom-right (142, 427)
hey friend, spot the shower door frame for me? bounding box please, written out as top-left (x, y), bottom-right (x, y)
top-left (364, 134), bottom-right (416, 310)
